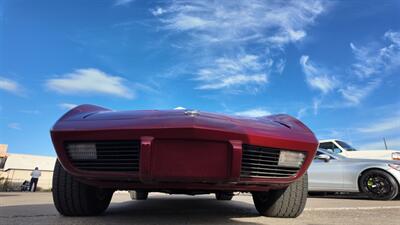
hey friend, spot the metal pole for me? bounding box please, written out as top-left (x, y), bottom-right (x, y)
top-left (383, 138), bottom-right (388, 150)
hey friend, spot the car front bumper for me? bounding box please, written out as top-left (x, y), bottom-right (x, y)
top-left (51, 126), bottom-right (317, 192)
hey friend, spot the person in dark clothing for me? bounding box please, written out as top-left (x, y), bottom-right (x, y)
top-left (29, 167), bottom-right (41, 192)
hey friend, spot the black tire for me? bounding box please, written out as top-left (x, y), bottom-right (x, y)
top-left (130, 190), bottom-right (148, 200)
top-left (215, 192), bottom-right (233, 200)
top-left (359, 169), bottom-right (399, 200)
top-left (52, 160), bottom-right (113, 216)
top-left (252, 173), bottom-right (308, 218)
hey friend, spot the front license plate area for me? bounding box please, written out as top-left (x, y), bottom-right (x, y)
top-left (150, 140), bottom-right (230, 182)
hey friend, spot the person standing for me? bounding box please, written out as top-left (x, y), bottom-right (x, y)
top-left (30, 167), bottom-right (41, 192)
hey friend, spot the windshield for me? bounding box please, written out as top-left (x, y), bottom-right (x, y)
top-left (336, 141), bottom-right (357, 151)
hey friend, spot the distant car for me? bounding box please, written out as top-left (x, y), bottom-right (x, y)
top-left (50, 104), bottom-right (318, 218)
top-left (308, 149), bottom-right (400, 200)
top-left (319, 139), bottom-right (400, 160)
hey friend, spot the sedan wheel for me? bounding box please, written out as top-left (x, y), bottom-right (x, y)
top-left (360, 169), bottom-right (399, 200)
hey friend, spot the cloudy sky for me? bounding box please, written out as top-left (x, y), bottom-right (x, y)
top-left (0, 0), bottom-right (399, 155)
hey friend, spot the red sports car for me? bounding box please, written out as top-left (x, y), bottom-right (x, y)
top-left (50, 104), bottom-right (318, 218)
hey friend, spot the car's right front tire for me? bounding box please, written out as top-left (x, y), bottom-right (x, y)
top-left (52, 160), bottom-right (114, 216)
top-left (252, 173), bottom-right (308, 218)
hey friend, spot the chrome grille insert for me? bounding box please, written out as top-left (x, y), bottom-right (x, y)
top-left (241, 144), bottom-right (303, 178)
top-left (65, 140), bottom-right (140, 172)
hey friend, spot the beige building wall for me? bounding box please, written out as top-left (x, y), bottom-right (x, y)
top-left (0, 150), bottom-right (57, 191)
top-left (0, 169), bottom-right (53, 191)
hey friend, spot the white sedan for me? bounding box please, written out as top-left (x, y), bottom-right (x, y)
top-left (308, 149), bottom-right (400, 200)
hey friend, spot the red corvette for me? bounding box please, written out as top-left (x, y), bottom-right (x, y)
top-left (50, 104), bottom-right (318, 218)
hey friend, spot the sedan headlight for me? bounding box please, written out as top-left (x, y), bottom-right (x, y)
top-left (388, 163), bottom-right (400, 171)
top-left (67, 143), bottom-right (97, 160)
top-left (392, 152), bottom-right (400, 160)
top-left (278, 151), bottom-right (305, 168)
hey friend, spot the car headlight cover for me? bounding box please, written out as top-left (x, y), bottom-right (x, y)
top-left (389, 163), bottom-right (400, 171)
top-left (67, 143), bottom-right (97, 160)
top-left (278, 151), bottom-right (305, 168)
top-left (392, 152), bottom-right (400, 160)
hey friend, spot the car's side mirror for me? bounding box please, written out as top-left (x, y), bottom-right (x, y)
top-left (316, 154), bottom-right (331, 162)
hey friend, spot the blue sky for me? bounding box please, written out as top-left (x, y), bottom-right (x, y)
top-left (0, 0), bottom-right (399, 156)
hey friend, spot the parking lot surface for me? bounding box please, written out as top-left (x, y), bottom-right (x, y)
top-left (1, 192), bottom-right (399, 225)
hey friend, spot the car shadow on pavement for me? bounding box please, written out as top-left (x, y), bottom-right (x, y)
top-left (0, 198), bottom-right (271, 225)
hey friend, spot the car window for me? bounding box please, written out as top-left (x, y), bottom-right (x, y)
top-left (336, 140), bottom-right (357, 151)
top-left (332, 144), bottom-right (342, 154)
top-left (319, 142), bottom-right (342, 154)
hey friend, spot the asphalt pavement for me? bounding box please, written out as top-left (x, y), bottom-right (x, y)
top-left (1, 192), bottom-right (399, 225)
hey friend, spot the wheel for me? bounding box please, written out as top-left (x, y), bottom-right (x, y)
top-left (215, 192), bottom-right (233, 200)
top-left (52, 160), bottom-right (114, 216)
top-left (252, 173), bottom-right (308, 218)
top-left (129, 190), bottom-right (148, 200)
top-left (359, 169), bottom-right (399, 200)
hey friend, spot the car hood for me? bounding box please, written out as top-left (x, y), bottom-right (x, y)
top-left (53, 104), bottom-right (315, 140)
top-left (341, 150), bottom-right (399, 160)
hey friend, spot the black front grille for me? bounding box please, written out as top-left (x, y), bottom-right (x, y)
top-left (66, 140), bottom-right (140, 172)
top-left (241, 144), bottom-right (302, 178)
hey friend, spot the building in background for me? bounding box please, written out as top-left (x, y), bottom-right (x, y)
top-left (0, 144), bottom-right (56, 191)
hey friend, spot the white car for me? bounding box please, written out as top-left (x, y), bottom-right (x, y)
top-left (309, 149), bottom-right (400, 200)
top-left (319, 139), bottom-right (400, 160)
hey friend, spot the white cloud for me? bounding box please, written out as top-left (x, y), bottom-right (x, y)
top-left (197, 74), bottom-right (267, 90)
top-left (195, 54), bottom-right (268, 91)
top-left (275, 58), bottom-right (286, 74)
top-left (357, 113), bottom-right (400, 133)
top-left (235, 108), bottom-right (271, 117)
top-left (299, 55), bottom-right (337, 94)
top-left (151, 7), bottom-right (166, 16)
top-left (339, 80), bottom-right (380, 105)
top-left (316, 104), bottom-right (400, 150)
top-left (46, 68), bottom-right (134, 99)
top-left (59, 103), bottom-right (78, 110)
top-left (0, 77), bottom-right (23, 95)
top-left (299, 30), bottom-right (400, 109)
top-left (351, 30), bottom-right (400, 78)
top-left (174, 106), bottom-right (186, 110)
top-left (296, 107), bottom-right (307, 119)
top-left (8, 123), bottom-right (21, 130)
top-left (153, 0), bottom-right (327, 46)
top-left (114, 0), bottom-right (134, 6)
top-left (359, 138), bottom-right (400, 150)
top-left (312, 97), bottom-right (322, 115)
top-left (152, 0), bottom-right (329, 92)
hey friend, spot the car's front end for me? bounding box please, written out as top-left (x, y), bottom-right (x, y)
top-left (51, 104), bottom-right (318, 217)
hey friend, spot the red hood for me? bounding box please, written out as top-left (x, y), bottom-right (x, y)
top-left (53, 104), bottom-right (316, 145)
